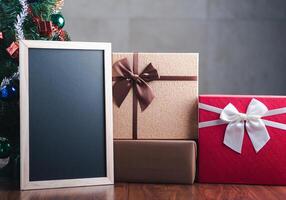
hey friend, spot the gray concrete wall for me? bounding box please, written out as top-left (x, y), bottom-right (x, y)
top-left (62, 0), bottom-right (286, 94)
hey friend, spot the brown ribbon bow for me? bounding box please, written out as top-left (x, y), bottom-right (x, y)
top-left (113, 58), bottom-right (159, 111)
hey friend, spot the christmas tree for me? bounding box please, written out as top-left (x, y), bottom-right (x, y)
top-left (0, 0), bottom-right (70, 180)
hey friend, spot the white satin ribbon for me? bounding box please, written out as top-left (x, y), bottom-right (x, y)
top-left (199, 98), bottom-right (286, 153)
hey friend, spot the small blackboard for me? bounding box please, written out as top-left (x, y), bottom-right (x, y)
top-left (19, 40), bottom-right (113, 190)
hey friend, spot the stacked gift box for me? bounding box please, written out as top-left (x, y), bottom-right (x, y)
top-left (112, 53), bottom-right (199, 184)
top-left (112, 53), bottom-right (286, 185)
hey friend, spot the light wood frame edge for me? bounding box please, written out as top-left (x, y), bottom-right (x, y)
top-left (19, 40), bottom-right (114, 190)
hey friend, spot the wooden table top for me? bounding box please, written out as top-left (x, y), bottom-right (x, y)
top-left (0, 182), bottom-right (286, 200)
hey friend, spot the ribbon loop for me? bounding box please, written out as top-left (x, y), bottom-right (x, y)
top-left (113, 58), bottom-right (159, 111)
top-left (247, 98), bottom-right (268, 116)
top-left (220, 103), bottom-right (240, 123)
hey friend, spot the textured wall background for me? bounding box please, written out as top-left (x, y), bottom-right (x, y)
top-left (62, 0), bottom-right (286, 94)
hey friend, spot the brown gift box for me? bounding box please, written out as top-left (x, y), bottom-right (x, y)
top-left (114, 140), bottom-right (197, 184)
top-left (113, 53), bottom-right (198, 139)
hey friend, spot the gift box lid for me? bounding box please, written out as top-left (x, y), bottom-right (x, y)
top-left (113, 53), bottom-right (199, 140)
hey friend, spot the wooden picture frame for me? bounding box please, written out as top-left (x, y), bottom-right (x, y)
top-left (19, 40), bottom-right (113, 190)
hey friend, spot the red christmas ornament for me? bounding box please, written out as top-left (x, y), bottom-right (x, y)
top-left (0, 32), bottom-right (3, 40)
top-left (37, 20), bottom-right (53, 37)
top-left (6, 42), bottom-right (19, 59)
top-left (52, 25), bottom-right (65, 41)
top-left (59, 30), bottom-right (66, 41)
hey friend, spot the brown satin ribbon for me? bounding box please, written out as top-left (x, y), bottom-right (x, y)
top-left (133, 54), bottom-right (139, 139)
top-left (113, 53), bottom-right (198, 139)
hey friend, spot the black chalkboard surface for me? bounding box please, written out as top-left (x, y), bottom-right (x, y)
top-left (20, 41), bottom-right (113, 190)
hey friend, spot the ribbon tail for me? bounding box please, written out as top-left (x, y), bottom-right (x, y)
top-left (134, 81), bottom-right (155, 111)
top-left (113, 79), bottom-right (132, 107)
top-left (246, 119), bottom-right (270, 153)
top-left (223, 121), bottom-right (245, 153)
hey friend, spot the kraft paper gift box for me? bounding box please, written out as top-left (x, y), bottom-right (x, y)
top-left (198, 95), bottom-right (286, 185)
top-left (112, 53), bottom-right (198, 139)
top-left (114, 140), bottom-right (197, 184)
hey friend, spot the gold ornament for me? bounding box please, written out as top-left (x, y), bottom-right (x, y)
top-left (53, 0), bottom-right (64, 13)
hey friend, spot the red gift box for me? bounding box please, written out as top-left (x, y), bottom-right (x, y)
top-left (6, 42), bottom-right (19, 59)
top-left (198, 95), bottom-right (286, 185)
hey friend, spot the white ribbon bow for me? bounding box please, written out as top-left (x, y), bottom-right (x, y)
top-left (199, 98), bottom-right (286, 154)
top-left (220, 99), bottom-right (269, 153)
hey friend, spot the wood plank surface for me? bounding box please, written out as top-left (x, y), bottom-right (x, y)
top-left (0, 182), bottom-right (285, 200)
